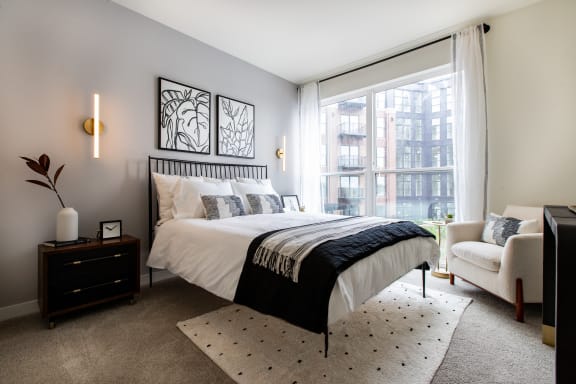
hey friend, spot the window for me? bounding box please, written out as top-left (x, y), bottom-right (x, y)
top-left (376, 117), bottom-right (385, 138)
top-left (432, 174), bottom-right (441, 196)
top-left (321, 71), bottom-right (454, 221)
top-left (396, 118), bottom-right (411, 140)
top-left (395, 90), bottom-right (411, 112)
top-left (431, 88), bottom-right (441, 112)
top-left (432, 146), bottom-right (441, 167)
top-left (414, 146), bottom-right (422, 168)
top-left (397, 174), bottom-right (412, 196)
top-left (414, 119), bottom-right (422, 140)
top-left (415, 174), bottom-right (423, 196)
top-left (376, 175), bottom-right (386, 196)
top-left (376, 147), bottom-right (385, 168)
top-left (321, 96), bottom-right (367, 215)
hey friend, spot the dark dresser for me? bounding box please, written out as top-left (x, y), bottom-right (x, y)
top-left (38, 235), bottom-right (140, 328)
top-left (543, 205), bottom-right (576, 383)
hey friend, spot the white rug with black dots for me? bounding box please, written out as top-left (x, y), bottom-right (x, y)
top-left (177, 281), bottom-right (471, 384)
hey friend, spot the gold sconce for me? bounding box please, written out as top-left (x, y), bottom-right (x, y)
top-left (83, 93), bottom-right (104, 158)
top-left (276, 135), bottom-right (286, 172)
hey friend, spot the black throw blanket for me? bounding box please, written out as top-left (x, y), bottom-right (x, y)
top-left (233, 220), bottom-right (435, 334)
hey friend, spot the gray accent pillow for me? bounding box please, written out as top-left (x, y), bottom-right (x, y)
top-left (246, 194), bottom-right (284, 214)
top-left (200, 195), bottom-right (246, 220)
top-left (481, 213), bottom-right (539, 246)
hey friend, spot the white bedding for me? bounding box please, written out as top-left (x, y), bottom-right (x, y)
top-left (147, 212), bottom-right (440, 324)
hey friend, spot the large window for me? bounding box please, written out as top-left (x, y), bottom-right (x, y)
top-left (321, 70), bottom-right (455, 222)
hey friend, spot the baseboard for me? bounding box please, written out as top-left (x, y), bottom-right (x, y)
top-left (0, 270), bottom-right (175, 322)
top-left (0, 300), bottom-right (39, 322)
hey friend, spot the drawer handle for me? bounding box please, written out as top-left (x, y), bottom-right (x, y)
top-left (64, 253), bottom-right (128, 266)
top-left (64, 278), bottom-right (128, 295)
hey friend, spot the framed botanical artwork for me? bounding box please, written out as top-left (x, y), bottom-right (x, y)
top-left (281, 195), bottom-right (300, 212)
top-left (216, 95), bottom-right (255, 158)
top-left (158, 77), bottom-right (211, 154)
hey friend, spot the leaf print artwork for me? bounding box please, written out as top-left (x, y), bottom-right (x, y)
top-left (217, 95), bottom-right (255, 158)
top-left (158, 78), bottom-right (211, 154)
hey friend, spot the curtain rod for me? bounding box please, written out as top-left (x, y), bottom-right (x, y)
top-left (318, 23), bottom-right (490, 83)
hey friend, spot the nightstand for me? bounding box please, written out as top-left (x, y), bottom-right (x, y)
top-left (38, 235), bottom-right (140, 328)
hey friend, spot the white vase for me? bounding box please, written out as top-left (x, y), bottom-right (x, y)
top-left (56, 207), bottom-right (78, 242)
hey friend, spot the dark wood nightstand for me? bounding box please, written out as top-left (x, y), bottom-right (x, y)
top-left (38, 235), bottom-right (140, 328)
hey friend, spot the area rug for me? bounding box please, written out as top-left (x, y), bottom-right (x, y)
top-left (177, 282), bottom-right (471, 384)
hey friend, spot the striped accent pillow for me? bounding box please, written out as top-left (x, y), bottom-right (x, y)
top-left (246, 194), bottom-right (284, 214)
top-left (201, 195), bottom-right (246, 220)
top-left (481, 213), bottom-right (539, 246)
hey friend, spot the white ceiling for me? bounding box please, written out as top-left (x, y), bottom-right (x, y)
top-left (112, 0), bottom-right (542, 84)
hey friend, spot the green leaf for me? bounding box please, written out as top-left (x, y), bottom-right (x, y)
top-left (26, 179), bottom-right (52, 190)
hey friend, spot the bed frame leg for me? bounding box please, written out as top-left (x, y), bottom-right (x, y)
top-left (149, 267), bottom-right (153, 288)
top-left (324, 331), bottom-right (329, 358)
top-left (422, 265), bottom-right (426, 298)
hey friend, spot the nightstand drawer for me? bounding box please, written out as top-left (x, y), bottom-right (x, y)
top-left (48, 248), bottom-right (134, 288)
top-left (48, 277), bottom-right (133, 312)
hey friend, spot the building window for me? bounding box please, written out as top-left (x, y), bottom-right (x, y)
top-left (398, 174), bottom-right (412, 196)
top-left (432, 146), bottom-right (441, 167)
top-left (414, 119), bottom-right (422, 140)
top-left (320, 96), bottom-right (367, 215)
top-left (414, 146), bottom-right (422, 167)
top-left (415, 174), bottom-right (423, 196)
top-left (376, 175), bottom-right (386, 196)
top-left (431, 89), bottom-right (441, 113)
top-left (432, 174), bottom-right (441, 196)
top-left (376, 147), bottom-right (385, 168)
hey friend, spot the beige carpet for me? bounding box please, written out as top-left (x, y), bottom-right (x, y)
top-left (177, 282), bottom-right (471, 384)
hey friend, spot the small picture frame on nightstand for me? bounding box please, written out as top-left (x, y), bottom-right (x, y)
top-left (100, 220), bottom-right (122, 240)
top-left (281, 195), bottom-right (300, 212)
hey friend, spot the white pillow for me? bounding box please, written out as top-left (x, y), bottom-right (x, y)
top-left (152, 173), bottom-right (202, 224)
top-left (235, 177), bottom-right (273, 186)
top-left (172, 178), bottom-right (234, 219)
top-left (230, 181), bottom-right (279, 214)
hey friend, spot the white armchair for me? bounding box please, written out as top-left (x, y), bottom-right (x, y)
top-left (446, 205), bottom-right (543, 322)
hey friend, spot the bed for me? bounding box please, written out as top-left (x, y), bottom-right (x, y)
top-left (146, 156), bottom-right (440, 354)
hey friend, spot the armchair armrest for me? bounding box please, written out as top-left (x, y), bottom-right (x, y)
top-left (500, 233), bottom-right (544, 302)
top-left (500, 233), bottom-right (543, 275)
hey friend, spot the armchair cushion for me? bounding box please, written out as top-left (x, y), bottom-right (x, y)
top-left (452, 241), bottom-right (503, 272)
top-left (481, 213), bottom-right (539, 246)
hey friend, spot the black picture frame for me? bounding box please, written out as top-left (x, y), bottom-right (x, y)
top-left (158, 77), bottom-right (211, 154)
top-left (216, 95), bottom-right (255, 159)
top-left (100, 220), bottom-right (122, 240)
top-left (281, 195), bottom-right (300, 212)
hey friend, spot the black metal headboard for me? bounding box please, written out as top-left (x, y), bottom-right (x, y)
top-left (147, 155), bottom-right (268, 251)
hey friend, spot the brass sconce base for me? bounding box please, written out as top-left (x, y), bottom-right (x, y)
top-left (276, 148), bottom-right (285, 159)
top-left (83, 118), bottom-right (105, 136)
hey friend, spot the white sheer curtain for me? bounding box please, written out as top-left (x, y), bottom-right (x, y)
top-left (298, 82), bottom-right (322, 213)
top-left (452, 25), bottom-right (488, 222)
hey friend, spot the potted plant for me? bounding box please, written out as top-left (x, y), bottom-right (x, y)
top-left (445, 213), bottom-right (454, 224)
top-left (20, 154), bottom-right (78, 241)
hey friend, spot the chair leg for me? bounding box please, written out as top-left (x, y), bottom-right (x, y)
top-left (449, 273), bottom-right (455, 285)
top-left (515, 278), bottom-right (524, 322)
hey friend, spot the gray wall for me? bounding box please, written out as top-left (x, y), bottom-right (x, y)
top-left (0, 0), bottom-right (298, 309)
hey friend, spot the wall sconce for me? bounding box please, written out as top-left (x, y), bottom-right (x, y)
top-left (83, 93), bottom-right (104, 158)
top-left (276, 135), bottom-right (286, 172)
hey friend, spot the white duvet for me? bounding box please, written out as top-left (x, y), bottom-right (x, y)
top-left (147, 212), bottom-right (440, 324)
